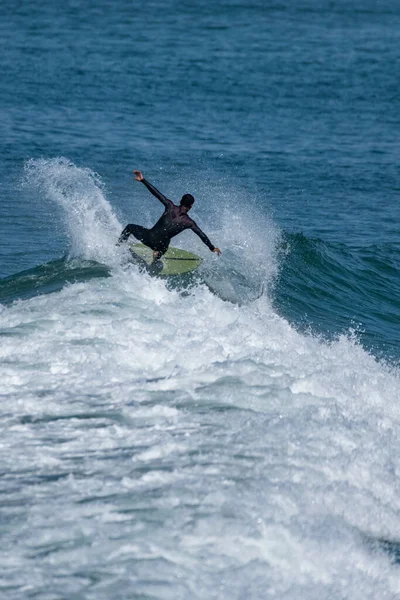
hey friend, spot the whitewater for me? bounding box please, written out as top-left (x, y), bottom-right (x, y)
top-left (1, 159), bottom-right (400, 599)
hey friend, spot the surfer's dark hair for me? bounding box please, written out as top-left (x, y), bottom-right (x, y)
top-left (180, 194), bottom-right (195, 208)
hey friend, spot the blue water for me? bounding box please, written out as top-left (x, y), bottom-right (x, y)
top-left (1, 1), bottom-right (400, 598)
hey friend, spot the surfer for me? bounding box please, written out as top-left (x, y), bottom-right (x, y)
top-left (118, 171), bottom-right (221, 261)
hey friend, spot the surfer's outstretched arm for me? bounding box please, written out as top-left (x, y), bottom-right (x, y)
top-left (133, 170), bottom-right (173, 209)
top-left (191, 222), bottom-right (221, 255)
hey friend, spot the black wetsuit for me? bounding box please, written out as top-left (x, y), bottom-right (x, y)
top-left (119, 178), bottom-right (215, 256)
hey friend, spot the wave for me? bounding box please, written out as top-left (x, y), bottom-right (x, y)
top-left (12, 158), bottom-right (281, 307)
top-left (274, 233), bottom-right (400, 362)
top-left (4, 158), bottom-right (398, 363)
top-left (0, 258), bottom-right (110, 305)
top-left (0, 250), bottom-right (268, 308)
top-left (1, 160), bottom-right (400, 597)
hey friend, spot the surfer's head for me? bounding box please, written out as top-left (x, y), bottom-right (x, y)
top-left (180, 194), bottom-right (195, 211)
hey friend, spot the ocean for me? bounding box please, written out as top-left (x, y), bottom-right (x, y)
top-left (1, 1), bottom-right (400, 598)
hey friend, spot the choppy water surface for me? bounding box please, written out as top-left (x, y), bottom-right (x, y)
top-left (1, 1), bottom-right (400, 598)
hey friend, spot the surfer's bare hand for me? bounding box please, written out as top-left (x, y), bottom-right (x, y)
top-left (213, 247), bottom-right (221, 256)
top-left (133, 170), bottom-right (143, 181)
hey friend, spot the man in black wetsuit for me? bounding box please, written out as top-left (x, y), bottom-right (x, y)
top-left (118, 170), bottom-right (221, 261)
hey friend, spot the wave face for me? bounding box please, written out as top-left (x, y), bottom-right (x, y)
top-left (274, 233), bottom-right (400, 362)
top-left (1, 160), bottom-right (400, 599)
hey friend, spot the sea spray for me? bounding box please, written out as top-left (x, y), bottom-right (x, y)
top-left (22, 158), bottom-right (284, 306)
top-left (23, 158), bottom-right (122, 264)
top-left (1, 237), bottom-right (400, 598)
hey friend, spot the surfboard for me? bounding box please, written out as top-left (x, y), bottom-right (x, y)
top-left (129, 244), bottom-right (202, 276)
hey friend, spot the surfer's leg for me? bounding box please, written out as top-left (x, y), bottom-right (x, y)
top-left (152, 250), bottom-right (163, 261)
top-left (152, 242), bottom-right (169, 263)
top-left (118, 224), bottom-right (149, 244)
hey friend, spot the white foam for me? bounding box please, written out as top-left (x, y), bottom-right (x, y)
top-left (2, 161), bottom-right (400, 598)
top-left (24, 157), bottom-right (122, 264)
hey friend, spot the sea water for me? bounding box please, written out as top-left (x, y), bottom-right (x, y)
top-left (1, 1), bottom-right (400, 598)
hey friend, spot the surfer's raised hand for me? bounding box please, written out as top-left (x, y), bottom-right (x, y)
top-left (133, 170), bottom-right (144, 181)
top-left (213, 247), bottom-right (222, 256)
